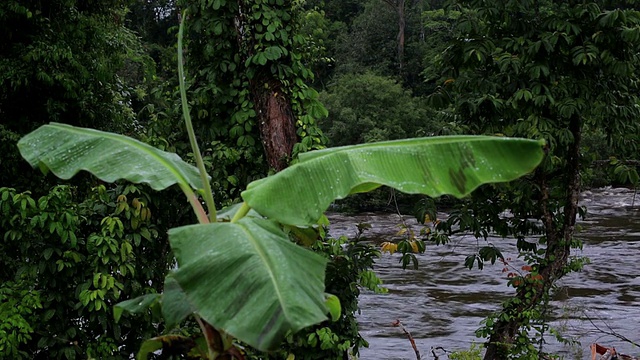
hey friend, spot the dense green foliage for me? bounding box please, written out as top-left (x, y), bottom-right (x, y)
top-left (178, 0), bottom-right (327, 178)
top-left (0, 184), bottom-right (173, 359)
top-left (0, 0), bottom-right (141, 132)
top-left (430, 1), bottom-right (640, 357)
top-left (2, 0), bottom-right (640, 358)
top-left (0, 0), bottom-right (146, 191)
top-left (320, 72), bottom-right (437, 146)
top-left (0, 1), bottom-right (177, 358)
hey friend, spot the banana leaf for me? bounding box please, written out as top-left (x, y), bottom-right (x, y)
top-left (168, 217), bottom-right (327, 351)
top-left (17, 123), bottom-right (204, 190)
top-left (242, 136), bottom-right (545, 226)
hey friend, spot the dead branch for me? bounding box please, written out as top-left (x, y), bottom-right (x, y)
top-left (583, 312), bottom-right (640, 348)
top-left (392, 319), bottom-right (420, 360)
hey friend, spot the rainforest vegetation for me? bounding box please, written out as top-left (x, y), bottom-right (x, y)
top-left (1, 0), bottom-right (639, 359)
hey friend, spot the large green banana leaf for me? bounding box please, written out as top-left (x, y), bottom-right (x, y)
top-left (161, 276), bottom-right (195, 330)
top-left (242, 136), bottom-right (545, 226)
top-left (17, 123), bottom-right (204, 190)
top-left (168, 217), bottom-right (327, 351)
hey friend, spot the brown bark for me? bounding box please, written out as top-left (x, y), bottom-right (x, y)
top-left (233, 2), bottom-right (298, 171)
top-left (483, 115), bottom-right (582, 359)
top-left (250, 79), bottom-right (298, 171)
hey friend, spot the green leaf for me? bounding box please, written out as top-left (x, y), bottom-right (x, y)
top-left (464, 254), bottom-right (478, 270)
top-left (17, 123), bottom-right (205, 191)
top-left (285, 225), bottom-right (320, 246)
top-left (161, 276), bottom-right (194, 330)
top-left (136, 338), bottom-right (162, 360)
top-left (169, 217), bottom-right (328, 351)
top-left (325, 294), bottom-right (341, 322)
top-left (63, 347), bottom-right (74, 359)
top-left (114, 293), bottom-right (161, 322)
top-left (264, 46), bottom-right (283, 60)
top-left (187, 337), bottom-right (209, 358)
top-left (243, 136), bottom-right (545, 226)
top-left (216, 202), bottom-right (262, 221)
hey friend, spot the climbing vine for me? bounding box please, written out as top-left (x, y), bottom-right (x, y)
top-left (178, 0), bottom-right (327, 186)
top-left (430, 1), bottom-right (640, 358)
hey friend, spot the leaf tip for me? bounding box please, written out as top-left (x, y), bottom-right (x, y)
top-left (37, 161), bottom-right (50, 175)
top-left (113, 306), bottom-right (123, 323)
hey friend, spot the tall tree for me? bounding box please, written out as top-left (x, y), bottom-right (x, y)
top-left (380, 0), bottom-right (427, 75)
top-left (334, 1), bottom-right (398, 76)
top-left (330, 0), bottom-right (434, 92)
top-left (436, 1), bottom-right (640, 357)
top-left (179, 0), bottom-right (326, 173)
top-left (381, 0), bottom-right (408, 72)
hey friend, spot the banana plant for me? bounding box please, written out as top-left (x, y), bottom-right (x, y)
top-left (16, 13), bottom-right (546, 360)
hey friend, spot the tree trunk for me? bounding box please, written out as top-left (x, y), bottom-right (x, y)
top-left (250, 78), bottom-right (298, 171)
top-left (382, 0), bottom-right (406, 74)
top-left (397, 0), bottom-right (405, 73)
top-left (483, 115), bottom-right (582, 359)
top-left (233, 2), bottom-right (298, 171)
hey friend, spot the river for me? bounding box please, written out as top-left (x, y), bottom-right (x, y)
top-left (326, 187), bottom-right (640, 359)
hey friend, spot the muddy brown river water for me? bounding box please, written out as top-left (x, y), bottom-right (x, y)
top-left (326, 187), bottom-right (640, 359)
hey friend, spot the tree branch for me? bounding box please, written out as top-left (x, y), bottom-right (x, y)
top-left (583, 312), bottom-right (640, 347)
top-left (392, 319), bottom-right (420, 360)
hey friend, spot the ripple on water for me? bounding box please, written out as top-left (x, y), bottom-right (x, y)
top-left (327, 188), bottom-right (640, 359)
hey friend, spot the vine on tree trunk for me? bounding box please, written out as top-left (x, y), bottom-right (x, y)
top-left (178, 0), bottom-right (327, 194)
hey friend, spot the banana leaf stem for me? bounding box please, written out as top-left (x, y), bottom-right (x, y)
top-left (178, 10), bottom-right (217, 223)
top-left (194, 315), bottom-right (217, 359)
top-left (180, 184), bottom-right (209, 224)
top-left (230, 202), bottom-right (251, 223)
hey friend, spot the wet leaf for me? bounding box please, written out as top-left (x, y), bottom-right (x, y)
top-left (162, 276), bottom-right (194, 330)
top-left (243, 136), bottom-right (545, 226)
top-left (137, 335), bottom-right (196, 360)
top-left (169, 217), bottom-right (328, 351)
top-left (18, 123), bottom-right (205, 191)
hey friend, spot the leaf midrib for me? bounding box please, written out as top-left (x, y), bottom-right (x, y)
top-left (35, 123), bottom-right (197, 189)
top-left (298, 135), bottom-right (524, 162)
top-left (237, 221), bottom-right (289, 322)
